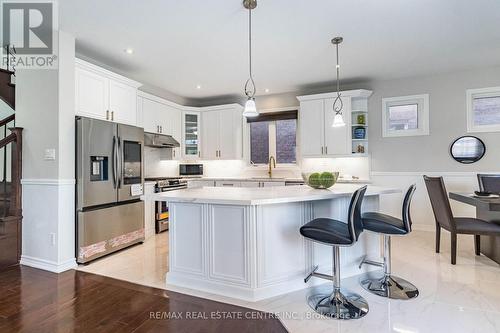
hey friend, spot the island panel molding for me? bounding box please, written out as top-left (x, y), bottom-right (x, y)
top-left (257, 202), bottom-right (308, 286)
top-left (208, 205), bottom-right (250, 285)
top-left (169, 203), bottom-right (206, 277)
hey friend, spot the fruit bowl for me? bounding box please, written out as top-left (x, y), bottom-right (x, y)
top-left (302, 171), bottom-right (339, 189)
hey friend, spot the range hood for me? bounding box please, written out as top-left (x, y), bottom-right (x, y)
top-left (144, 132), bottom-right (180, 148)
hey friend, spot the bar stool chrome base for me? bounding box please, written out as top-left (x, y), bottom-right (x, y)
top-left (307, 288), bottom-right (369, 320)
top-left (360, 272), bottom-right (419, 300)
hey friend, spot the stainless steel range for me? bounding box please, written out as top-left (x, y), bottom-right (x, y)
top-left (145, 177), bottom-right (188, 233)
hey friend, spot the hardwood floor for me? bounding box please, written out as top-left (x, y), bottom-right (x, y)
top-left (0, 266), bottom-right (287, 333)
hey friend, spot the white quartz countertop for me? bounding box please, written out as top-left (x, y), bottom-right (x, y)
top-left (142, 184), bottom-right (399, 206)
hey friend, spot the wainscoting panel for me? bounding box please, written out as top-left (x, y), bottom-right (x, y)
top-left (371, 172), bottom-right (481, 231)
top-left (208, 205), bottom-right (249, 285)
top-left (169, 203), bottom-right (205, 276)
top-left (20, 179), bottom-right (77, 273)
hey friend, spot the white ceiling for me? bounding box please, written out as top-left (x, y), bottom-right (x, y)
top-left (60, 0), bottom-right (500, 100)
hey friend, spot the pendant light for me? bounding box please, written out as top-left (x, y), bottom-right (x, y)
top-left (331, 37), bottom-right (346, 127)
top-left (242, 0), bottom-right (259, 117)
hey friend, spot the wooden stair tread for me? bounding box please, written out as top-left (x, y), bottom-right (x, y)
top-left (0, 68), bottom-right (14, 75)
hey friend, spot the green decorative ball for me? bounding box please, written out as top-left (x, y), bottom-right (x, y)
top-left (319, 172), bottom-right (335, 188)
top-left (308, 173), bottom-right (321, 188)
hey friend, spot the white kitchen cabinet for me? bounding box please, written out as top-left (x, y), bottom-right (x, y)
top-left (141, 97), bottom-right (162, 133)
top-left (299, 99), bottom-right (324, 156)
top-left (323, 97), bottom-right (352, 155)
top-left (144, 183), bottom-right (156, 239)
top-left (75, 66), bottom-right (109, 121)
top-left (109, 80), bottom-right (137, 125)
top-left (240, 181), bottom-right (260, 188)
top-left (201, 111), bottom-right (219, 160)
top-left (169, 108), bottom-right (182, 160)
top-left (183, 111), bottom-right (201, 159)
top-left (201, 105), bottom-right (243, 160)
top-left (139, 93), bottom-right (183, 159)
top-left (215, 181), bottom-right (242, 187)
top-left (75, 59), bottom-right (141, 126)
top-left (188, 180), bottom-right (215, 188)
top-left (240, 180), bottom-right (286, 187)
top-left (297, 90), bottom-right (372, 157)
top-left (262, 181), bottom-right (286, 187)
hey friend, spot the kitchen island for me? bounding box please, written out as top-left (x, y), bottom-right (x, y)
top-left (144, 184), bottom-right (399, 301)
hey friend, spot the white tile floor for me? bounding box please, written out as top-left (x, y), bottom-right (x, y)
top-left (78, 230), bottom-right (500, 333)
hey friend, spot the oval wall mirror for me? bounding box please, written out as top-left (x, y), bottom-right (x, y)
top-left (450, 136), bottom-right (486, 164)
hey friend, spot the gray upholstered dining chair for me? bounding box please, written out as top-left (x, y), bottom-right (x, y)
top-left (424, 175), bottom-right (500, 264)
top-left (478, 174), bottom-right (500, 194)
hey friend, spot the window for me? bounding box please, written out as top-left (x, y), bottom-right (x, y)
top-left (250, 122), bottom-right (270, 164)
top-left (382, 94), bottom-right (429, 137)
top-left (248, 111), bottom-right (297, 165)
top-left (388, 104), bottom-right (418, 131)
top-left (467, 87), bottom-right (500, 133)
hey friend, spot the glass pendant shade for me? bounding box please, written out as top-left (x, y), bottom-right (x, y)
top-left (243, 98), bottom-right (258, 117)
top-left (332, 113), bottom-right (346, 127)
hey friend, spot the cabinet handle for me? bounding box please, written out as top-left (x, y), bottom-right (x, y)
top-left (325, 146), bottom-right (328, 154)
top-left (106, 110), bottom-right (109, 120)
top-left (173, 149), bottom-right (175, 158)
top-left (111, 111), bottom-right (114, 121)
top-left (321, 146), bottom-right (324, 155)
top-left (160, 126), bottom-right (163, 133)
top-left (198, 151), bottom-right (200, 157)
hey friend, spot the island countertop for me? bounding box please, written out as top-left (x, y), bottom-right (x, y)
top-left (142, 184), bottom-right (399, 206)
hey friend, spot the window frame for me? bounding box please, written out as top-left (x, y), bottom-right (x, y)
top-left (382, 94), bottom-right (429, 138)
top-left (245, 107), bottom-right (299, 168)
top-left (466, 86), bottom-right (500, 133)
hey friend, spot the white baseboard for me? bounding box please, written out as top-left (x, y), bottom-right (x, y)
top-left (21, 178), bottom-right (76, 186)
top-left (20, 256), bottom-right (77, 273)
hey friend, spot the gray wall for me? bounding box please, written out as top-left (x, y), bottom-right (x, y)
top-left (368, 67), bottom-right (500, 172)
top-left (16, 69), bottom-right (60, 179)
top-left (244, 66), bottom-right (500, 173)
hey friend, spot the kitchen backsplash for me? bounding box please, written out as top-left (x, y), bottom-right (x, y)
top-left (144, 148), bottom-right (370, 180)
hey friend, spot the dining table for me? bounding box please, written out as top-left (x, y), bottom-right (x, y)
top-left (449, 192), bottom-right (500, 264)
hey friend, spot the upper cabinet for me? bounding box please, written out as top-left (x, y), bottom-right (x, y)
top-left (201, 105), bottom-right (243, 160)
top-left (75, 59), bottom-right (141, 126)
top-left (138, 92), bottom-right (182, 159)
top-left (297, 90), bottom-right (372, 157)
top-left (182, 111), bottom-right (201, 159)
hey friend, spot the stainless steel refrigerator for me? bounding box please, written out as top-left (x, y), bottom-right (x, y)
top-left (76, 117), bottom-right (145, 263)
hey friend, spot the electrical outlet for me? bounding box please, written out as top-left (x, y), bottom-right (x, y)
top-left (44, 148), bottom-right (56, 161)
top-left (50, 233), bottom-right (56, 246)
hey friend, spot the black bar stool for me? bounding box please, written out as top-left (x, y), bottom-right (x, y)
top-left (300, 186), bottom-right (368, 320)
top-left (358, 184), bottom-right (419, 300)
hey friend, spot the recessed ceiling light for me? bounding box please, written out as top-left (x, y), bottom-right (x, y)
top-left (265, 88), bottom-right (270, 93)
top-left (196, 85), bottom-right (202, 89)
top-left (124, 48), bottom-right (134, 54)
